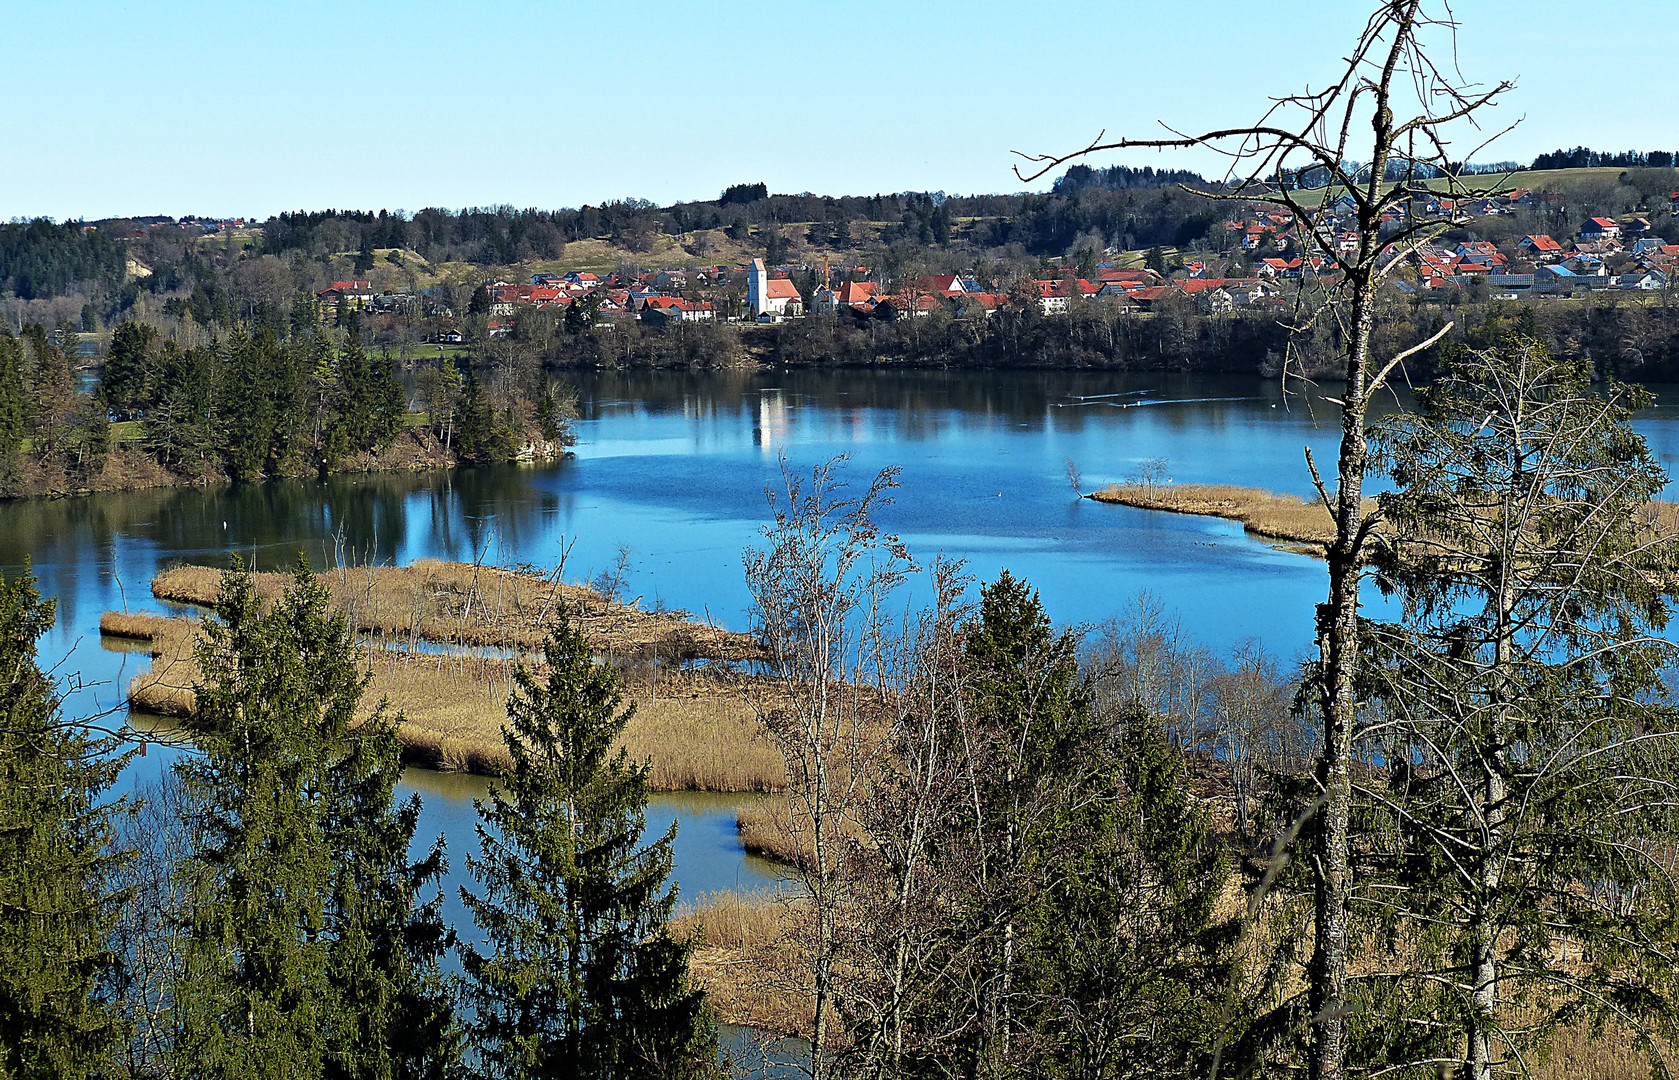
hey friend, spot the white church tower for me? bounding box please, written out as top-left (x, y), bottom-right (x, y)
top-left (748, 257), bottom-right (768, 316)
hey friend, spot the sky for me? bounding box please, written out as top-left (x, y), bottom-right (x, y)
top-left (3, 0), bottom-right (1674, 221)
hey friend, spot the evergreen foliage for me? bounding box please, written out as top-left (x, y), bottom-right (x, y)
top-left (0, 334), bottom-right (28, 457)
top-left (853, 571), bottom-right (1237, 1078)
top-left (172, 560), bottom-right (458, 1080)
top-left (1354, 342), bottom-right (1679, 1077)
top-left (0, 219), bottom-right (127, 300)
top-left (102, 321), bottom-right (158, 421)
top-left (461, 604), bottom-right (714, 1080)
top-left (96, 319), bottom-right (409, 481)
top-left (0, 568), bottom-right (129, 1079)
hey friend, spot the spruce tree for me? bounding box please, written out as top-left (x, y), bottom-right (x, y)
top-left (101, 321), bottom-right (158, 420)
top-left (0, 333), bottom-right (27, 457)
top-left (0, 567), bottom-right (129, 1079)
top-left (461, 604), bottom-right (713, 1080)
top-left (173, 560), bottom-right (458, 1079)
top-left (960, 573), bottom-right (1235, 1077)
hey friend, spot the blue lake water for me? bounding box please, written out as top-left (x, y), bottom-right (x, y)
top-left (10, 367), bottom-right (1679, 903)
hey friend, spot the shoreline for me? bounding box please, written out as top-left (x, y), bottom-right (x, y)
top-left (0, 427), bottom-right (570, 502)
top-left (1087, 482), bottom-right (1350, 553)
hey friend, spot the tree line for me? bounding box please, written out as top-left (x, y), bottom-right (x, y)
top-left (3, 560), bottom-right (718, 1079)
top-left (736, 338), bottom-right (1679, 1079)
top-left (0, 312), bottom-right (573, 498)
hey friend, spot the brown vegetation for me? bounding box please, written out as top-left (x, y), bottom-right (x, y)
top-left (669, 893), bottom-right (813, 1038)
top-left (1089, 482), bottom-right (1357, 550)
top-left (733, 800), bottom-right (804, 865)
top-left (111, 608), bottom-right (786, 793)
top-left (149, 559), bottom-right (759, 660)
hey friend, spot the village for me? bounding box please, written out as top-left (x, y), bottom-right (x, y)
top-left (306, 186), bottom-right (1679, 338)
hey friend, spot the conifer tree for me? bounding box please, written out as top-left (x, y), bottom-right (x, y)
top-left (0, 567), bottom-right (129, 1079)
top-left (101, 321), bottom-right (158, 420)
top-left (461, 604), bottom-right (714, 1080)
top-left (1361, 342), bottom-right (1679, 1078)
top-left (174, 560), bottom-right (458, 1080)
top-left (0, 333), bottom-right (28, 457)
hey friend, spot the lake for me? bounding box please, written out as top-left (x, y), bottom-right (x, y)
top-left (11, 367), bottom-right (1679, 903)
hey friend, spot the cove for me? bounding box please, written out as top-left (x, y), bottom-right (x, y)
top-left (11, 367), bottom-right (1679, 902)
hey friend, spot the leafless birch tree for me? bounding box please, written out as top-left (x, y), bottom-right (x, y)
top-left (742, 455), bottom-right (911, 1078)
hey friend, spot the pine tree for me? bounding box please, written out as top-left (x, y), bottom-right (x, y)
top-left (174, 561), bottom-right (459, 1079)
top-left (0, 567), bottom-right (129, 1079)
top-left (218, 331), bottom-right (279, 481)
top-left (452, 365), bottom-right (511, 464)
top-left (101, 321), bottom-right (158, 421)
top-left (461, 604), bottom-right (714, 1080)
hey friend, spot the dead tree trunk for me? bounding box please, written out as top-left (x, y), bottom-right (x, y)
top-left (1014, 6), bottom-right (1513, 1074)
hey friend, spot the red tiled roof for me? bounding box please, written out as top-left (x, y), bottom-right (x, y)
top-left (838, 281), bottom-right (877, 305)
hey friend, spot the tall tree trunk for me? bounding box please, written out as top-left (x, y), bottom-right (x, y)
top-left (1311, 272), bottom-right (1378, 1080)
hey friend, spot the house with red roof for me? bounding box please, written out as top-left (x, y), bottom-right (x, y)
top-left (639, 296), bottom-right (716, 326)
top-left (1519, 235), bottom-right (1563, 261)
top-left (318, 280), bottom-right (374, 309)
top-left (838, 280), bottom-right (877, 308)
top-left (1257, 257), bottom-right (1303, 279)
top-left (1581, 217), bottom-right (1621, 240)
top-left (910, 274), bottom-right (966, 296)
top-left (874, 293), bottom-right (942, 320)
top-left (1032, 278), bottom-right (1097, 315)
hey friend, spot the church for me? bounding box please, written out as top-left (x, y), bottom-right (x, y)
top-left (747, 258), bottom-right (804, 320)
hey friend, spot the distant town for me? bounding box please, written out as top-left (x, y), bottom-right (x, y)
top-left (285, 186), bottom-right (1679, 342)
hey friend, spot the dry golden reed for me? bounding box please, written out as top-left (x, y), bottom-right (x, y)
top-left (110, 609), bottom-right (787, 793)
top-left (1089, 482), bottom-right (1354, 549)
top-left (150, 559), bottom-right (759, 661)
top-left (670, 892), bottom-right (812, 1037)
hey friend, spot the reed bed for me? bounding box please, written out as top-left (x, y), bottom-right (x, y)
top-left (1094, 483), bottom-right (1679, 567)
top-left (114, 613), bottom-right (787, 793)
top-left (734, 800), bottom-right (806, 866)
top-left (669, 893), bottom-right (812, 1037)
top-left (150, 559), bottom-right (760, 661)
top-left (1090, 483), bottom-right (1353, 549)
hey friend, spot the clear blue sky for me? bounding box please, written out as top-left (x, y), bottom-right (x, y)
top-left (4, 0), bottom-right (1673, 221)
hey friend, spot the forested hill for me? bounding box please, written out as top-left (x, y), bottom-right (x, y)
top-left (3, 144), bottom-right (1674, 305)
top-left (0, 220), bottom-right (127, 300)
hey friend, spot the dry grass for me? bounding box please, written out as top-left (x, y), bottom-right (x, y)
top-left (1095, 484), bottom-right (1679, 567)
top-left (733, 800), bottom-right (808, 866)
top-left (670, 893), bottom-right (812, 1037)
top-left (150, 559), bottom-right (760, 662)
top-left (115, 612), bottom-right (787, 793)
top-left (1090, 483), bottom-right (1360, 550)
top-left (99, 611), bottom-right (196, 650)
top-left (1536, 1021), bottom-right (1658, 1080)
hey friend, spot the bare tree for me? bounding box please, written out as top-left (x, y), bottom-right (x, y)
top-left (742, 455), bottom-right (911, 1078)
top-left (1207, 639), bottom-right (1295, 841)
top-left (844, 557), bottom-right (979, 1076)
top-left (1014, 5), bottom-right (1515, 1074)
